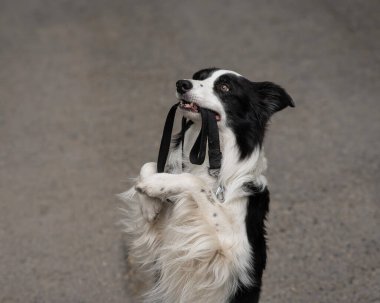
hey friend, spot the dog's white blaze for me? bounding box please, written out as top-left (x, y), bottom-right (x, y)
top-left (120, 69), bottom-right (268, 303)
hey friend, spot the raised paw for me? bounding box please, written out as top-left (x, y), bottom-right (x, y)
top-left (139, 162), bottom-right (157, 181)
top-left (138, 194), bottom-right (162, 222)
top-left (135, 173), bottom-right (173, 200)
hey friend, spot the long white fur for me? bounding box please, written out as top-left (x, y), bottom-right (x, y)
top-left (119, 70), bottom-right (267, 303)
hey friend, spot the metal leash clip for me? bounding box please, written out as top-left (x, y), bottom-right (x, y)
top-left (215, 185), bottom-right (225, 202)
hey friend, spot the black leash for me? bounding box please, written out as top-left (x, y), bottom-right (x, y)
top-left (157, 103), bottom-right (180, 173)
top-left (157, 103), bottom-right (222, 174)
top-left (205, 109), bottom-right (222, 173)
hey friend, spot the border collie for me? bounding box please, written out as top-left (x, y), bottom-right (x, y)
top-left (119, 68), bottom-right (294, 303)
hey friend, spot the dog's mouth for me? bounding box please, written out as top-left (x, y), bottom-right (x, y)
top-left (179, 100), bottom-right (199, 112)
top-left (179, 100), bottom-right (221, 121)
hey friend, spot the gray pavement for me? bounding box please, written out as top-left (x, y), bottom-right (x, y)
top-left (0, 0), bottom-right (379, 302)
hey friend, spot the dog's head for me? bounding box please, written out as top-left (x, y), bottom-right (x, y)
top-left (176, 68), bottom-right (294, 158)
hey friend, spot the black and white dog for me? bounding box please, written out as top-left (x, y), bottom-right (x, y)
top-left (120, 68), bottom-right (294, 303)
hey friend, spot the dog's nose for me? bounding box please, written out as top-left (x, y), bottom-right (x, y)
top-left (176, 80), bottom-right (193, 94)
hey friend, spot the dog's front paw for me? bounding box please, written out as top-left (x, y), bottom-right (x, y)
top-left (135, 174), bottom-right (172, 200)
top-left (139, 162), bottom-right (157, 180)
top-left (138, 195), bottom-right (162, 222)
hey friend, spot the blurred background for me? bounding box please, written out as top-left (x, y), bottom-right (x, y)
top-left (0, 0), bottom-right (379, 302)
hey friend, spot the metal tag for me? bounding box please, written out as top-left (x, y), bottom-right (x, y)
top-left (215, 185), bottom-right (225, 202)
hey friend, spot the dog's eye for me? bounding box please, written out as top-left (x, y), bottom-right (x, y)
top-left (219, 84), bottom-right (230, 92)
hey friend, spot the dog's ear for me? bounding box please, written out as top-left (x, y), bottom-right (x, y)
top-left (254, 81), bottom-right (295, 113)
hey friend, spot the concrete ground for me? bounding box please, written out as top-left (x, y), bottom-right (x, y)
top-left (1, 0), bottom-right (379, 302)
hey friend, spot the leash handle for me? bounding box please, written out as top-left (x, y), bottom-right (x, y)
top-left (157, 103), bottom-right (179, 173)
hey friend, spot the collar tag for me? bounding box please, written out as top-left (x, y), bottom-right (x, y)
top-left (215, 185), bottom-right (225, 202)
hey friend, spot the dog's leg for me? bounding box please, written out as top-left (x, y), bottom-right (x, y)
top-left (136, 162), bottom-right (164, 222)
top-left (135, 172), bottom-right (205, 200)
top-left (135, 172), bottom-right (235, 233)
top-left (135, 172), bottom-right (230, 228)
top-left (119, 162), bottom-right (170, 296)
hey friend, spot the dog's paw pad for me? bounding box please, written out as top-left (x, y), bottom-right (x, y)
top-left (135, 183), bottom-right (148, 195)
top-left (135, 184), bottom-right (143, 193)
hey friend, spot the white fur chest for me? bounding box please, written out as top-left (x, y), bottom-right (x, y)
top-left (122, 121), bottom-right (268, 302)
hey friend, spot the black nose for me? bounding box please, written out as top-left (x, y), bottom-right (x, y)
top-left (176, 80), bottom-right (193, 94)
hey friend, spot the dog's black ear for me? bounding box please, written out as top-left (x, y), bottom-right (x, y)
top-left (254, 81), bottom-right (295, 113)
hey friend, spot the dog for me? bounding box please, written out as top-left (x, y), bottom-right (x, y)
top-left (119, 68), bottom-right (294, 303)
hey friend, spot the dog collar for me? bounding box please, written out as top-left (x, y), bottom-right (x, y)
top-left (157, 102), bottom-right (222, 175)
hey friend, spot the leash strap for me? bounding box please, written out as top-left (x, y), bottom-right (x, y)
top-left (157, 103), bottom-right (180, 173)
top-left (157, 103), bottom-right (222, 173)
top-left (189, 108), bottom-right (208, 165)
top-left (206, 110), bottom-right (222, 170)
